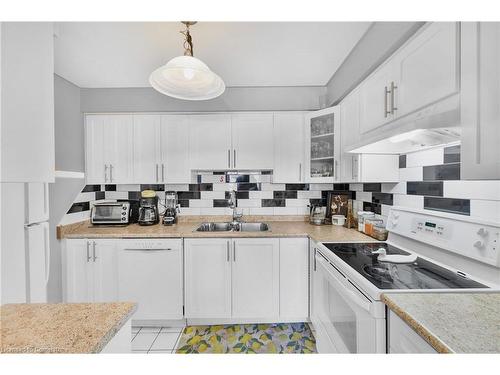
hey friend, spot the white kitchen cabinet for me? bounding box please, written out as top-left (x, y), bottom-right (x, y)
top-left (132, 115), bottom-right (161, 183)
top-left (461, 22), bottom-right (500, 180)
top-left (189, 114), bottom-right (232, 170)
top-left (184, 238), bottom-right (232, 319)
top-left (358, 22), bottom-right (458, 138)
top-left (64, 239), bottom-right (117, 303)
top-left (305, 106), bottom-right (341, 183)
top-left (231, 113), bottom-right (274, 169)
top-left (273, 112), bottom-right (305, 183)
top-left (1, 23), bottom-right (55, 183)
top-left (279, 238), bottom-right (309, 319)
top-left (117, 239), bottom-right (183, 321)
top-left (395, 22), bottom-right (459, 116)
top-left (231, 238), bottom-right (279, 319)
top-left (161, 115), bottom-right (191, 183)
top-left (388, 310), bottom-right (437, 353)
top-left (85, 114), bottom-right (134, 184)
top-left (132, 114), bottom-right (191, 184)
top-left (339, 89), bottom-right (360, 182)
top-left (359, 60), bottom-right (397, 135)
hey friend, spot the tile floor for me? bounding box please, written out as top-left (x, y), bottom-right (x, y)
top-left (131, 326), bottom-right (184, 354)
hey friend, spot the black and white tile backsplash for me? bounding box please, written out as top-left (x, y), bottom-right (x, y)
top-left (61, 143), bottom-right (500, 225)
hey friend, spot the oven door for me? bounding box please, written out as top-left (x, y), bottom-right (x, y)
top-left (311, 250), bottom-right (385, 353)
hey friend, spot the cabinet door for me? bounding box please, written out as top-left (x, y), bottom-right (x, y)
top-left (231, 238), bottom-right (279, 319)
top-left (117, 240), bottom-right (183, 320)
top-left (231, 113), bottom-right (274, 169)
top-left (388, 311), bottom-right (437, 353)
top-left (184, 239), bottom-right (232, 318)
top-left (359, 61), bottom-right (395, 134)
top-left (339, 89), bottom-right (361, 182)
top-left (161, 115), bottom-right (191, 183)
top-left (1, 23), bottom-right (54, 183)
top-left (133, 115), bottom-right (161, 183)
top-left (92, 240), bottom-right (118, 302)
top-left (85, 115), bottom-right (106, 184)
top-left (461, 22), bottom-right (500, 180)
top-left (273, 112), bottom-right (305, 183)
top-left (279, 238), bottom-right (309, 319)
top-left (64, 239), bottom-right (93, 302)
top-left (189, 114), bottom-right (232, 170)
top-left (104, 115), bottom-right (134, 184)
top-left (305, 106), bottom-right (340, 183)
top-left (396, 22), bottom-right (459, 116)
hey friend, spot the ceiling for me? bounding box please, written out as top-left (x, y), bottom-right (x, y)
top-left (54, 22), bottom-right (371, 88)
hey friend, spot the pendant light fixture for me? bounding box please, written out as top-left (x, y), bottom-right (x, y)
top-left (149, 21), bottom-right (225, 101)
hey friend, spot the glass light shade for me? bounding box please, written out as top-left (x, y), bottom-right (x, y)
top-left (149, 55), bottom-right (225, 100)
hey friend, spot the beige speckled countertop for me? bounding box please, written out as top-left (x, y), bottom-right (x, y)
top-left (382, 293), bottom-right (500, 353)
top-left (1, 302), bottom-right (137, 353)
top-left (59, 217), bottom-right (373, 243)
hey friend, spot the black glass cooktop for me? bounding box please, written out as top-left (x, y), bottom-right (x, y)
top-left (321, 242), bottom-right (488, 290)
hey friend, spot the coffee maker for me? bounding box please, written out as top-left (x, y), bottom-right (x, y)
top-left (163, 191), bottom-right (179, 225)
top-left (138, 190), bottom-right (159, 226)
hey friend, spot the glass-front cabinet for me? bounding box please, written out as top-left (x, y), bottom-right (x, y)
top-left (305, 106), bottom-right (340, 183)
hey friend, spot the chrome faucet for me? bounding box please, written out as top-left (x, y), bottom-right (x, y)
top-left (228, 190), bottom-right (243, 224)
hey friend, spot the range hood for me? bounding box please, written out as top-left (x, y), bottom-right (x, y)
top-left (347, 94), bottom-right (461, 154)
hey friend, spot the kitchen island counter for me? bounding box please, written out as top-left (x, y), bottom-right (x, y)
top-left (382, 292), bottom-right (500, 353)
top-left (0, 302), bottom-right (137, 353)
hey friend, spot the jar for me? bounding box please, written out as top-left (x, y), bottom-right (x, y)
top-left (357, 211), bottom-right (375, 232)
top-left (372, 223), bottom-right (389, 241)
top-left (364, 218), bottom-right (383, 236)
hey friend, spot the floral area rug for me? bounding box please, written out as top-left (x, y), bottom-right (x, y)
top-left (175, 323), bottom-right (316, 354)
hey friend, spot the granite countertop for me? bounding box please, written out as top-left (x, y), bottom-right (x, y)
top-left (382, 292), bottom-right (500, 353)
top-left (0, 302), bottom-right (137, 353)
top-left (59, 217), bottom-right (374, 243)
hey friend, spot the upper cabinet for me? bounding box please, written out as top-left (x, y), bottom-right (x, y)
top-left (189, 114), bottom-right (232, 170)
top-left (305, 106), bottom-right (340, 183)
top-left (85, 115), bottom-right (134, 184)
top-left (132, 114), bottom-right (190, 184)
top-left (273, 112), bottom-right (305, 183)
top-left (1, 23), bottom-right (55, 183)
top-left (231, 113), bottom-right (274, 170)
top-left (461, 22), bottom-right (500, 180)
top-left (340, 89), bottom-right (360, 182)
top-left (358, 22), bottom-right (459, 138)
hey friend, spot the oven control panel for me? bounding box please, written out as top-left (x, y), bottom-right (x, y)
top-left (387, 208), bottom-right (500, 267)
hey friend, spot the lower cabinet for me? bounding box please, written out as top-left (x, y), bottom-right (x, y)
top-left (184, 237), bottom-right (309, 323)
top-left (388, 311), bottom-right (437, 353)
top-left (231, 238), bottom-right (280, 319)
top-left (64, 239), bottom-right (117, 303)
top-left (184, 238), bottom-right (232, 319)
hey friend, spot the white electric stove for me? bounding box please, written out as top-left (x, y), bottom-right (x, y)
top-left (310, 206), bottom-right (500, 353)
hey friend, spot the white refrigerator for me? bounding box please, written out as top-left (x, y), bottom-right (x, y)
top-left (1, 182), bottom-right (51, 303)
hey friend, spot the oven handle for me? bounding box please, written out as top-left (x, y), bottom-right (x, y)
top-left (315, 254), bottom-right (372, 313)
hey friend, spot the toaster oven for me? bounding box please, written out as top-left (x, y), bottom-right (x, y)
top-left (91, 202), bottom-right (130, 225)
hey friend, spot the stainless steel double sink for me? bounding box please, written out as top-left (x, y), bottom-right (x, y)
top-left (195, 222), bottom-right (270, 232)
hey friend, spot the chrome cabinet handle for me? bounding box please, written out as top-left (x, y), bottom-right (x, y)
top-left (334, 159), bottom-right (339, 180)
top-left (155, 164), bottom-right (159, 182)
top-left (161, 164), bottom-right (165, 182)
top-left (390, 81), bottom-right (398, 114)
top-left (233, 241), bottom-right (236, 262)
top-left (299, 163), bottom-right (302, 181)
top-left (92, 241), bottom-right (97, 262)
top-left (86, 241), bottom-right (91, 262)
top-left (384, 86), bottom-right (391, 118)
top-left (226, 241), bottom-right (230, 262)
top-left (109, 165), bottom-right (113, 182)
top-left (233, 150), bottom-right (236, 168)
top-left (104, 164), bottom-right (108, 182)
top-left (313, 248), bottom-right (317, 271)
top-left (228, 149), bottom-right (231, 168)
top-left (123, 248), bottom-right (173, 251)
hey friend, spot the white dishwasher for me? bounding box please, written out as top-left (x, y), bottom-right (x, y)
top-left (117, 239), bottom-right (183, 323)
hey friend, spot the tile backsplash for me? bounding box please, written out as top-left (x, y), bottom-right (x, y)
top-left (61, 144), bottom-right (500, 225)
